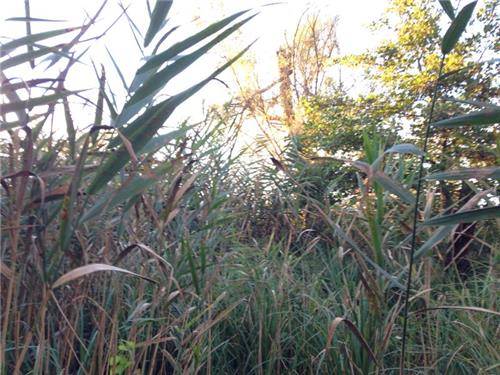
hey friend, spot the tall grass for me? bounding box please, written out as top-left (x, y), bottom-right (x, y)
top-left (1, 1), bottom-right (499, 374)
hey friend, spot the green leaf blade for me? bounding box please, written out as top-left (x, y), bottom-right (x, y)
top-left (114, 13), bottom-right (256, 129)
top-left (144, 0), bottom-right (173, 47)
top-left (1, 45), bottom-right (68, 70)
top-left (439, 0), bottom-right (455, 20)
top-left (0, 27), bottom-right (79, 57)
top-left (425, 167), bottom-right (500, 181)
top-left (81, 175), bottom-right (157, 223)
top-left (384, 143), bottom-right (424, 156)
top-left (432, 107), bottom-right (500, 128)
top-left (137, 9), bottom-right (250, 74)
top-left (441, 1), bottom-right (477, 55)
top-left (373, 171), bottom-right (415, 205)
top-left (88, 42), bottom-right (255, 195)
top-left (424, 206), bottom-right (500, 226)
top-left (0, 90), bottom-right (78, 115)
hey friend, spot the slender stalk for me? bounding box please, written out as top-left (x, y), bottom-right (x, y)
top-left (399, 56), bottom-right (445, 373)
top-left (24, 0), bottom-right (35, 68)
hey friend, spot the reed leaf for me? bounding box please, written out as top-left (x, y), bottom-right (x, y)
top-left (439, 0), bottom-right (455, 20)
top-left (425, 167), bottom-right (500, 181)
top-left (423, 206), bottom-right (500, 226)
top-left (0, 27), bottom-right (80, 56)
top-left (144, 0), bottom-right (173, 47)
top-left (88, 43), bottom-right (253, 195)
top-left (441, 1), bottom-right (477, 55)
top-left (137, 9), bottom-right (251, 74)
top-left (52, 264), bottom-right (157, 288)
top-left (432, 107), bottom-right (500, 128)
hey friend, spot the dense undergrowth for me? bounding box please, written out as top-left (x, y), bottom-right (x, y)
top-left (1, 0), bottom-right (499, 374)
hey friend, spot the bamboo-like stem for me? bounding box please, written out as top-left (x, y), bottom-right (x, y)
top-left (399, 56), bottom-right (445, 373)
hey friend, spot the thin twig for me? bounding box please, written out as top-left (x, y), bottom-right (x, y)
top-left (24, 0), bottom-right (34, 68)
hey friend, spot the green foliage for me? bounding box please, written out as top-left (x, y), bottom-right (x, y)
top-left (300, 93), bottom-right (397, 156)
top-left (109, 341), bottom-right (136, 375)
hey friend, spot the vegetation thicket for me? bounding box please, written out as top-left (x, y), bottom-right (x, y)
top-left (1, 0), bottom-right (498, 373)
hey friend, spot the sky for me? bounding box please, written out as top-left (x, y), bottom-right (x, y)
top-left (1, 0), bottom-right (389, 135)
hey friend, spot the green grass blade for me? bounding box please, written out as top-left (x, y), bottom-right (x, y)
top-left (0, 78), bottom-right (63, 93)
top-left (152, 25), bottom-right (179, 54)
top-left (62, 98), bottom-right (76, 161)
top-left (313, 202), bottom-right (404, 289)
top-left (6, 17), bottom-right (67, 22)
top-left (128, 64), bottom-right (158, 94)
top-left (92, 66), bottom-right (106, 144)
top-left (384, 143), bottom-right (424, 156)
top-left (23, 0), bottom-right (35, 68)
top-left (413, 225), bottom-right (453, 261)
top-left (105, 46), bottom-right (128, 92)
top-left (372, 143), bottom-right (424, 169)
top-left (183, 239), bottom-right (201, 295)
top-left (103, 85), bottom-right (118, 120)
top-left (0, 113), bottom-right (46, 131)
top-left (123, 41), bottom-right (255, 144)
top-left (58, 131), bottom-right (93, 253)
top-left (139, 126), bottom-right (193, 155)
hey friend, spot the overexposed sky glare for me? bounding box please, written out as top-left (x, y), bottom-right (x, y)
top-left (1, 0), bottom-right (389, 134)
